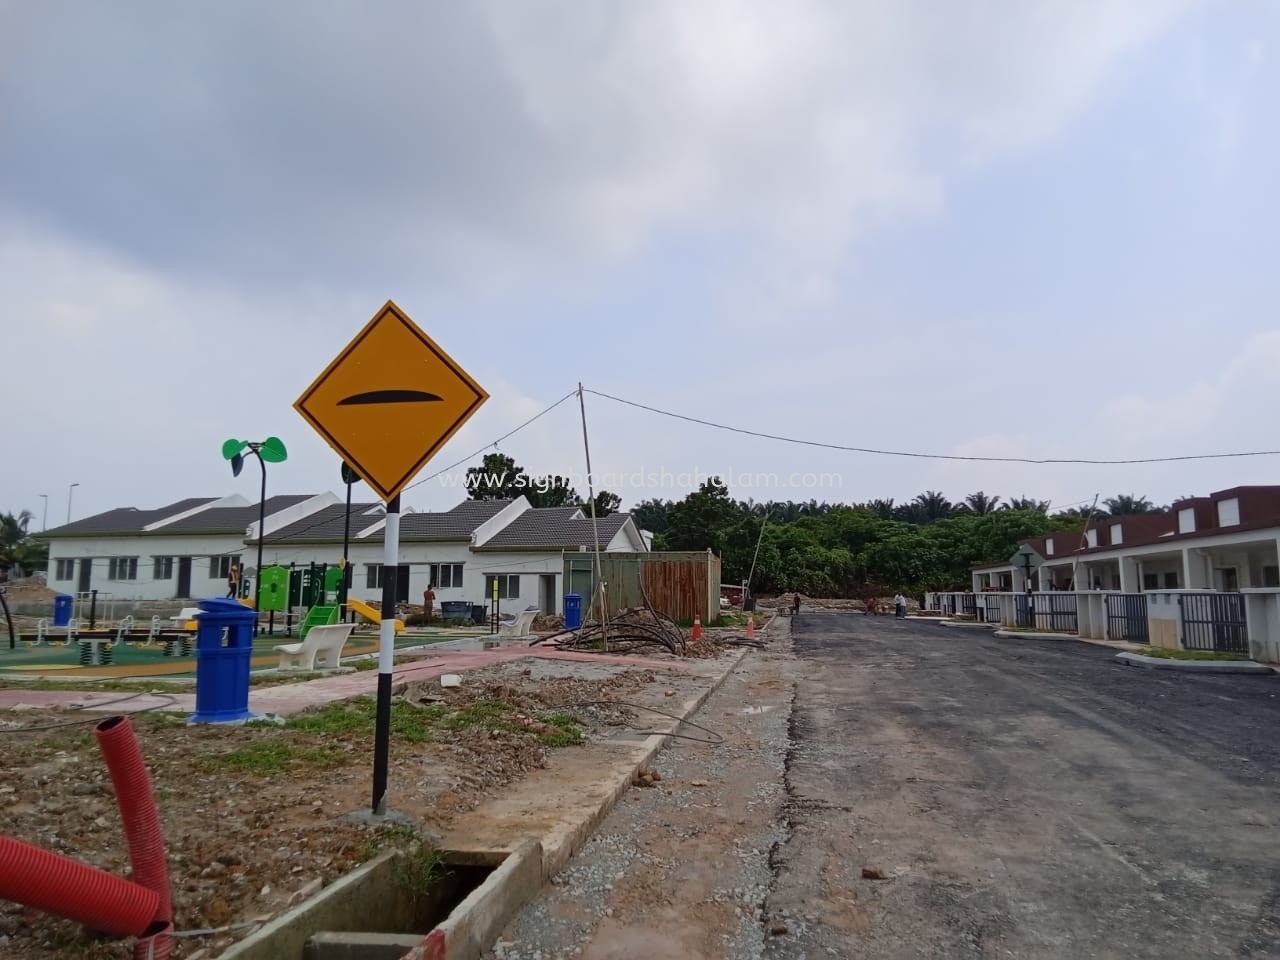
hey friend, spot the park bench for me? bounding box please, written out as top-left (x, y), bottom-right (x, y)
top-left (498, 606), bottom-right (539, 639)
top-left (275, 623), bottom-right (355, 671)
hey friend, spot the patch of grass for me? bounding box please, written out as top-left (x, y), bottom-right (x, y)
top-left (537, 711), bottom-right (584, 747)
top-left (286, 696), bottom-right (435, 743)
top-left (1139, 647), bottom-right (1251, 662)
top-left (199, 738), bottom-right (347, 775)
top-left (361, 823), bottom-right (447, 896)
top-left (352, 659), bottom-right (378, 671)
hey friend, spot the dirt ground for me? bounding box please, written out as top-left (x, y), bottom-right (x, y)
top-left (0, 663), bottom-right (666, 959)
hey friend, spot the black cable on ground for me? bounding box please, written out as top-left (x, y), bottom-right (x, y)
top-left (564, 698), bottom-right (726, 745)
top-left (0, 692), bottom-right (178, 732)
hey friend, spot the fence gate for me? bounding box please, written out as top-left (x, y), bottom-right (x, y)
top-left (1178, 592), bottom-right (1248, 654)
top-left (1039, 593), bottom-right (1078, 633)
top-left (960, 594), bottom-right (977, 619)
top-left (1105, 593), bottom-right (1148, 642)
top-left (1014, 595), bottom-right (1033, 628)
top-left (983, 595), bottom-right (1001, 624)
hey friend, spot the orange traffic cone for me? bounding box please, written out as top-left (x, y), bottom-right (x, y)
top-left (692, 615), bottom-right (702, 642)
top-left (745, 615), bottom-right (755, 640)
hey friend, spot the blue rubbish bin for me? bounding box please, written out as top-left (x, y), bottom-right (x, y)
top-left (190, 597), bottom-right (259, 724)
top-left (52, 594), bottom-right (74, 627)
top-left (564, 593), bottom-right (583, 630)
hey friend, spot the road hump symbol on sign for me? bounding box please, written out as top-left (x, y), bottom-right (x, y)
top-left (293, 300), bottom-right (489, 502)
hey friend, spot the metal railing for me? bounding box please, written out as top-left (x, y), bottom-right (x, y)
top-left (1036, 593), bottom-right (1078, 633)
top-left (1179, 592), bottom-right (1248, 654)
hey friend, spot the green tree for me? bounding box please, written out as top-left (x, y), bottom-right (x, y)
top-left (1006, 496), bottom-right (1050, 513)
top-left (664, 480), bottom-right (742, 555)
top-left (1104, 494), bottom-right (1157, 516)
top-left (465, 452), bottom-right (527, 500)
top-left (962, 491), bottom-right (1002, 515)
top-left (524, 475), bottom-right (580, 508)
top-left (0, 510), bottom-right (47, 576)
top-left (582, 490), bottom-right (622, 518)
top-left (631, 498), bottom-right (672, 534)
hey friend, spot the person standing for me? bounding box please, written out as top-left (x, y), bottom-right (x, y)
top-left (226, 562), bottom-right (240, 599)
top-left (423, 583), bottom-right (436, 624)
top-left (791, 593), bottom-right (801, 616)
top-left (894, 592), bottom-right (907, 619)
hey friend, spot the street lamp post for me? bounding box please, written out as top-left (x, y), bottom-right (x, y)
top-left (340, 462), bottom-right (360, 623)
top-left (39, 494), bottom-right (48, 531)
top-left (66, 483), bottom-right (79, 524)
top-left (222, 437), bottom-right (288, 634)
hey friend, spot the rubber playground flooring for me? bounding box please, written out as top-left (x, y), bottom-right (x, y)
top-left (0, 628), bottom-right (486, 679)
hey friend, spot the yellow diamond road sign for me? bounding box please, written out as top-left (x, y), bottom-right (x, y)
top-left (294, 301), bottom-right (489, 503)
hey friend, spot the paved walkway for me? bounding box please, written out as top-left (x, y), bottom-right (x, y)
top-left (0, 645), bottom-right (695, 717)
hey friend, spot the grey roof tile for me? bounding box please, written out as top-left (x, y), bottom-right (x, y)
top-left (477, 509), bottom-right (633, 550)
top-left (253, 503), bottom-right (384, 544)
top-left (157, 495), bottom-right (316, 534)
top-left (398, 499), bottom-right (513, 540)
top-left (40, 497), bottom-right (220, 538)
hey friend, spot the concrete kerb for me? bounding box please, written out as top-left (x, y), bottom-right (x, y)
top-left (939, 620), bottom-right (997, 630)
top-left (993, 629), bottom-right (1076, 642)
top-left (1115, 651), bottom-right (1276, 675)
top-left (537, 645), bottom-right (751, 879)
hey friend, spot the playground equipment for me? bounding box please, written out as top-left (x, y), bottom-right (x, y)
top-left (347, 597), bottom-right (405, 634)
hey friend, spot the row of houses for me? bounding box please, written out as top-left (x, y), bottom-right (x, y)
top-left (38, 493), bottom-right (652, 616)
top-left (935, 485), bottom-right (1280, 663)
top-left (971, 486), bottom-right (1280, 595)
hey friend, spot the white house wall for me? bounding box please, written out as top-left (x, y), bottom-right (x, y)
top-left (46, 533), bottom-right (259, 601)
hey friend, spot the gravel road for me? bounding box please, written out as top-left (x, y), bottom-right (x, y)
top-left (488, 630), bottom-right (797, 960)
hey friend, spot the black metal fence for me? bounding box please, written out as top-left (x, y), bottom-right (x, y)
top-left (1014, 595), bottom-right (1033, 628)
top-left (960, 594), bottom-right (977, 619)
top-left (983, 595), bottom-right (1001, 624)
top-left (1036, 593), bottom-right (1078, 633)
top-left (1179, 592), bottom-right (1249, 654)
top-left (1105, 593), bottom-right (1148, 642)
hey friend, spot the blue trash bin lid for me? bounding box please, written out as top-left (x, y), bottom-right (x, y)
top-left (196, 597), bottom-right (258, 617)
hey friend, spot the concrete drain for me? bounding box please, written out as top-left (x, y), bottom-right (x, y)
top-left (219, 840), bottom-right (541, 960)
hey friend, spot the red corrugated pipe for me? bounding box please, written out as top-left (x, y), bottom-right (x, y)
top-left (95, 715), bottom-right (174, 959)
top-left (0, 834), bottom-right (159, 938)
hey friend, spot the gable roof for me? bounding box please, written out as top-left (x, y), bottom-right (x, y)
top-left (475, 509), bottom-right (634, 551)
top-left (157, 495), bottom-right (316, 534)
top-left (251, 503), bottom-right (384, 544)
top-left (398, 499), bottom-right (514, 541)
top-left (40, 498), bottom-right (220, 538)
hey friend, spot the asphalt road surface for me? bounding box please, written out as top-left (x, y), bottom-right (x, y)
top-left (767, 613), bottom-right (1280, 959)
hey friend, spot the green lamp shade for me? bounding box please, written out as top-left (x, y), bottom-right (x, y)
top-left (258, 436), bottom-right (288, 463)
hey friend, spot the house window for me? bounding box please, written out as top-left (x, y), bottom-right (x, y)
top-left (1265, 566), bottom-right (1280, 588)
top-left (54, 558), bottom-right (76, 581)
top-left (1110, 574), bottom-right (1121, 590)
top-left (1045, 538), bottom-right (1054, 556)
top-left (1164, 572), bottom-right (1179, 589)
top-left (1217, 497), bottom-right (1240, 527)
top-left (1142, 573), bottom-right (1158, 590)
top-left (1178, 508), bottom-right (1196, 534)
top-left (108, 557), bottom-right (138, 581)
top-left (153, 557), bottom-right (174, 580)
top-left (209, 556), bottom-right (240, 580)
top-left (367, 564), bottom-right (385, 590)
top-left (1086, 530), bottom-right (1098, 548)
top-left (430, 563), bottom-right (464, 589)
top-left (1110, 524), bottom-right (1123, 545)
top-left (485, 574), bottom-right (520, 600)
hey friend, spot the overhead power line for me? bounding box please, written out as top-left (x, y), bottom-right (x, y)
top-left (583, 388), bottom-right (1280, 466)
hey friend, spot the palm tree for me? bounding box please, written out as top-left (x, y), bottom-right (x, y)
top-left (866, 498), bottom-right (895, 520)
top-left (1104, 494), bottom-right (1156, 516)
top-left (963, 491), bottom-right (1002, 515)
top-left (912, 490), bottom-right (953, 524)
top-left (1006, 496), bottom-right (1050, 513)
top-left (0, 510), bottom-right (46, 577)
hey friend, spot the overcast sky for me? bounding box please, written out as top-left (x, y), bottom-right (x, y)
top-left (5, 1), bottom-right (1280, 525)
